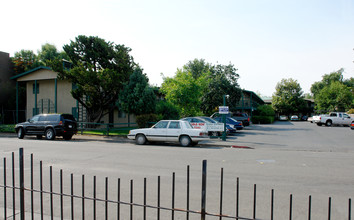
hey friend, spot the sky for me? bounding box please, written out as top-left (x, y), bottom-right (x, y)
top-left (1, 0), bottom-right (353, 97)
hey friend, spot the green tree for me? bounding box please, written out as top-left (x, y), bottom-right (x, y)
top-left (310, 69), bottom-right (344, 98)
top-left (160, 59), bottom-right (242, 117)
top-left (272, 78), bottom-right (306, 115)
top-left (183, 58), bottom-right (212, 79)
top-left (119, 66), bottom-right (156, 116)
top-left (51, 35), bottom-right (135, 123)
top-left (315, 81), bottom-right (353, 112)
top-left (201, 63), bottom-right (241, 115)
top-left (38, 43), bottom-right (69, 66)
top-left (11, 50), bottom-right (41, 74)
top-left (156, 100), bottom-right (180, 120)
top-left (160, 69), bottom-right (207, 117)
top-left (311, 69), bottom-right (353, 112)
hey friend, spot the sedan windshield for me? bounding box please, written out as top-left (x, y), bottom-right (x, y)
top-left (153, 121), bottom-right (169, 128)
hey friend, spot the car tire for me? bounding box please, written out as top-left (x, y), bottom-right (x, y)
top-left (63, 134), bottom-right (73, 140)
top-left (325, 120), bottom-right (332, 127)
top-left (45, 128), bottom-right (55, 140)
top-left (180, 136), bottom-right (191, 147)
top-left (36, 135), bottom-right (42, 139)
top-left (17, 128), bottom-right (25, 139)
top-left (136, 134), bottom-right (147, 145)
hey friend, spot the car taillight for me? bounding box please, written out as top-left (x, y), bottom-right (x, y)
top-left (59, 121), bottom-right (63, 125)
top-left (247, 118), bottom-right (250, 122)
top-left (199, 132), bottom-right (207, 136)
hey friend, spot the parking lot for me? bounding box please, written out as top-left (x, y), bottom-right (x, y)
top-left (0, 121), bottom-right (353, 219)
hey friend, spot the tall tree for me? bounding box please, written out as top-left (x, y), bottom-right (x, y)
top-left (272, 78), bottom-right (306, 115)
top-left (315, 81), bottom-right (353, 112)
top-left (51, 35), bottom-right (135, 123)
top-left (12, 50), bottom-right (41, 74)
top-left (201, 63), bottom-right (241, 115)
top-left (183, 58), bottom-right (212, 79)
top-left (160, 69), bottom-right (207, 117)
top-left (119, 66), bottom-right (156, 116)
top-left (160, 59), bottom-right (242, 116)
top-left (311, 69), bottom-right (353, 112)
top-left (37, 43), bottom-right (69, 66)
top-left (310, 69), bottom-right (344, 98)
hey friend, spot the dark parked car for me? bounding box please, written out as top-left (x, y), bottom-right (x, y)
top-left (214, 117), bottom-right (244, 130)
top-left (211, 112), bottom-right (250, 126)
top-left (15, 114), bottom-right (78, 140)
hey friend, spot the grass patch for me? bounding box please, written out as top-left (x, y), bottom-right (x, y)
top-left (0, 124), bottom-right (15, 133)
top-left (81, 127), bottom-right (136, 136)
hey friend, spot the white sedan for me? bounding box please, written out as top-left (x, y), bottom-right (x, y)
top-left (127, 120), bottom-right (209, 147)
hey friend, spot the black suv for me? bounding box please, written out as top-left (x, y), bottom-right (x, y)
top-left (15, 114), bottom-right (78, 140)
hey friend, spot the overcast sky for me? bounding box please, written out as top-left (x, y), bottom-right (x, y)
top-left (1, 0), bottom-right (353, 96)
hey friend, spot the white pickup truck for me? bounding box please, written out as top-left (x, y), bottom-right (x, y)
top-left (313, 112), bottom-right (353, 127)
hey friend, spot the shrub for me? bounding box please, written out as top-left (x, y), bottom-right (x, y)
top-left (0, 124), bottom-right (15, 133)
top-left (252, 105), bottom-right (275, 124)
top-left (252, 116), bottom-right (274, 124)
top-left (136, 114), bottom-right (159, 128)
top-left (256, 105), bottom-right (275, 116)
top-left (156, 101), bottom-right (180, 120)
top-left (348, 109), bottom-right (354, 114)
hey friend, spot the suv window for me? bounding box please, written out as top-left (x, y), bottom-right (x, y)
top-left (47, 115), bottom-right (59, 122)
top-left (30, 115), bottom-right (40, 122)
top-left (39, 116), bottom-right (47, 121)
top-left (61, 114), bottom-right (76, 121)
top-left (37, 114), bottom-right (59, 122)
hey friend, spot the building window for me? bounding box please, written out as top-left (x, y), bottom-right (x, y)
top-left (32, 83), bottom-right (39, 94)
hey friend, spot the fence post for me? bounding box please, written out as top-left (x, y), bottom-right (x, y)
top-left (201, 160), bottom-right (207, 220)
top-left (19, 148), bottom-right (25, 220)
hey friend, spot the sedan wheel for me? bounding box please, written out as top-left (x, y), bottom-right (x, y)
top-left (45, 128), bottom-right (55, 140)
top-left (180, 136), bottom-right (191, 147)
top-left (136, 134), bottom-right (147, 145)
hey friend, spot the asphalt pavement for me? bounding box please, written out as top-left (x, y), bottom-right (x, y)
top-left (0, 121), bottom-right (353, 219)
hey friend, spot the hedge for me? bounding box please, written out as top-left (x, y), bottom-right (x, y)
top-left (252, 116), bottom-right (275, 124)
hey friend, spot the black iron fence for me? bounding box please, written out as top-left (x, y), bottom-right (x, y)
top-left (0, 148), bottom-right (352, 219)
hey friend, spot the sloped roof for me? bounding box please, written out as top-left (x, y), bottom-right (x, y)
top-left (10, 66), bottom-right (51, 80)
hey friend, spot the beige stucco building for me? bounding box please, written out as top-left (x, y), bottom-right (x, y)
top-left (11, 66), bottom-right (135, 125)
